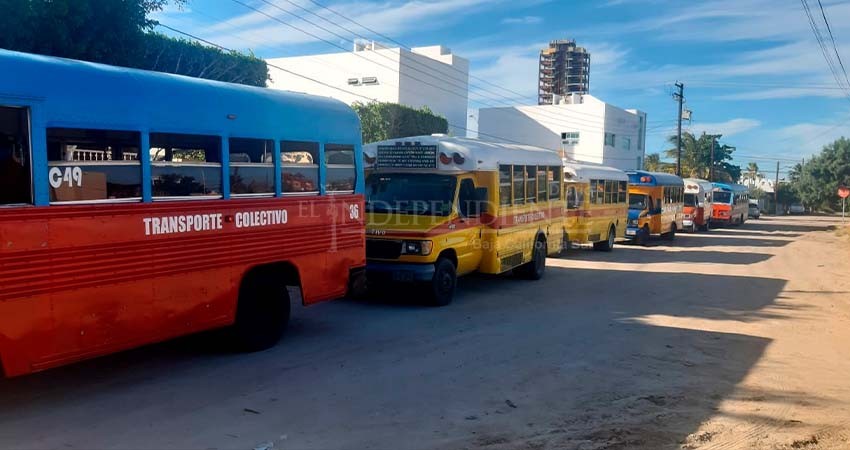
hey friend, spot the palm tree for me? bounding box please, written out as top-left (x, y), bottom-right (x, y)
top-left (644, 153), bottom-right (662, 171)
top-left (742, 162), bottom-right (760, 185)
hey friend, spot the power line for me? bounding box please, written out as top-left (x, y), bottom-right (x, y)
top-left (815, 0), bottom-right (850, 88)
top-left (156, 23), bottom-right (647, 162)
top-left (222, 0), bottom-right (638, 133)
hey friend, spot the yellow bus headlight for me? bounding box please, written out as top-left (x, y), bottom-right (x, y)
top-left (401, 240), bottom-right (433, 256)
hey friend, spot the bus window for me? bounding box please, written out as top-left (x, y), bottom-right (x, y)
top-left (47, 128), bottom-right (141, 202)
top-left (566, 186), bottom-right (578, 209)
top-left (499, 165), bottom-right (512, 205)
top-left (0, 106), bottom-right (32, 205)
top-left (281, 140), bottom-right (319, 194)
top-left (536, 167), bottom-right (547, 202)
top-left (458, 178), bottom-right (476, 218)
top-left (512, 165), bottom-right (525, 205)
top-left (525, 165), bottom-right (536, 203)
top-left (150, 133), bottom-right (222, 198)
top-left (548, 166), bottom-right (561, 200)
top-left (618, 181), bottom-right (627, 203)
top-left (230, 138), bottom-right (274, 195)
top-left (325, 144), bottom-right (356, 193)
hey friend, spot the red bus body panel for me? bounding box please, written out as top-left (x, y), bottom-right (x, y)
top-left (683, 205), bottom-right (707, 227)
top-left (0, 196), bottom-right (364, 377)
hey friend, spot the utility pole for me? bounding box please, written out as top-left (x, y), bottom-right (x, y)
top-left (674, 82), bottom-right (684, 177)
top-left (709, 134), bottom-right (716, 182)
top-left (774, 160), bottom-right (780, 215)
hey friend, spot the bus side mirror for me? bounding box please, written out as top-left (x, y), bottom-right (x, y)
top-left (474, 187), bottom-right (488, 215)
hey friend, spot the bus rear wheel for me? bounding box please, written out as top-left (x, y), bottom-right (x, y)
top-left (232, 273), bottom-right (291, 352)
top-left (517, 236), bottom-right (547, 280)
top-left (429, 257), bottom-right (457, 307)
top-left (593, 226), bottom-right (616, 252)
top-left (663, 223), bottom-right (677, 241)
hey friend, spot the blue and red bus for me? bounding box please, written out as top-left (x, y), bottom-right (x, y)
top-left (0, 50), bottom-right (365, 376)
top-left (710, 182), bottom-right (749, 226)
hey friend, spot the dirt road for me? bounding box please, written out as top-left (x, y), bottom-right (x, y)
top-left (1, 215), bottom-right (848, 450)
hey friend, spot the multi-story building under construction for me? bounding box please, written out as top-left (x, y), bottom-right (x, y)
top-left (538, 40), bottom-right (590, 105)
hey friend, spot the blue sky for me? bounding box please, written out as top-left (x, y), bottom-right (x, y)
top-left (154, 0), bottom-right (850, 179)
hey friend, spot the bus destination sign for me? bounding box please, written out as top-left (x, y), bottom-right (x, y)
top-left (376, 143), bottom-right (438, 169)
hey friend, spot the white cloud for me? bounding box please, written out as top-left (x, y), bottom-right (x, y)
top-left (501, 16), bottom-right (542, 25)
top-left (691, 118), bottom-right (762, 137)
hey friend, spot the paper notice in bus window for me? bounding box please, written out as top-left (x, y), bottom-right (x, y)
top-left (376, 144), bottom-right (437, 169)
top-left (51, 171), bottom-right (108, 202)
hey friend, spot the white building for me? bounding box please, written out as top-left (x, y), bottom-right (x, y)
top-left (478, 94), bottom-right (647, 171)
top-left (267, 41), bottom-right (469, 136)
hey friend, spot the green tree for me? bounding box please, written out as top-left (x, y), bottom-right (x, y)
top-left (0, 0), bottom-right (268, 87)
top-left (664, 132), bottom-right (741, 182)
top-left (353, 102), bottom-right (449, 143)
top-left (792, 137), bottom-right (850, 211)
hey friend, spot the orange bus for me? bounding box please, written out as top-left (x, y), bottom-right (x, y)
top-left (0, 50), bottom-right (365, 377)
top-left (710, 182), bottom-right (749, 227)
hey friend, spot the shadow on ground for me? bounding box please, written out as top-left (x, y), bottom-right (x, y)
top-left (0, 258), bottom-right (793, 450)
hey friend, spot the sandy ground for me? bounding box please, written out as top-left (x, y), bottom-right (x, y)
top-left (1, 215), bottom-right (848, 450)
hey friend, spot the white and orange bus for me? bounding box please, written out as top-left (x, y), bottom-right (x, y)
top-left (710, 182), bottom-right (749, 226)
top-left (0, 50), bottom-right (365, 376)
top-left (683, 178), bottom-right (713, 232)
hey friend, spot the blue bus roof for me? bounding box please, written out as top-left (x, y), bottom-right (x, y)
top-left (626, 170), bottom-right (684, 187)
top-left (0, 49), bottom-right (361, 144)
top-left (712, 182), bottom-right (748, 192)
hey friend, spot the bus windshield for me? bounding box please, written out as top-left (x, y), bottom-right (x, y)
top-left (684, 193), bottom-right (698, 207)
top-left (713, 191), bottom-right (732, 204)
top-left (366, 173), bottom-right (457, 216)
top-left (629, 193), bottom-right (648, 210)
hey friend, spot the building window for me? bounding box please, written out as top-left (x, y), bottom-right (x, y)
top-left (604, 132), bottom-right (616, 147)
top-left (561, 131), bottom-right (580, 145)
top-left (230, 138), bottom-right (274, 195)
top-left (325, 144), bottom-right (356, 193)
top-left (499, 165), bottom-right (512, 205)
top-left (0, 106), bottom-right (32, 205)
top-left (47, 128), bottom-right (141, 202)
top-left (281, 141), bottom-right (319, 194)
top-left (623, 136), bottom-right (631, 150)
top-left (150, 133), bottom-right (222, 198)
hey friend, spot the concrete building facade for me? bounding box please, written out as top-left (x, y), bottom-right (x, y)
top-left (478, 94), bottom-right (647, 171)
top-left (266, 42), bottom-right (469, 136)
top-left (539, 40), bottom-right (590, 105)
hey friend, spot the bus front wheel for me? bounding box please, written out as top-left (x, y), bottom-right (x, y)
top-left (593, 226), bottom-right (616, 252)
top-left (430, 257), bottom-right (457, 307)
top-left (637, 226), bottom-right (650, 246)
top-left (517, 237), bottom-right (547, 280)
top-left (663, 223), bottom-right (677, 241)
top-left (232, 273), bottom-right (291, 352)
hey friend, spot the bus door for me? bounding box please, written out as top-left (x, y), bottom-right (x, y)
top-left (648, 193), bottom-right (663, 233)
top-left (453, 176), bottom-right (485, 275)
top-left (0, 106), bottom-right (32, 206)
top-left (564, 184), bottom-right (582, 242)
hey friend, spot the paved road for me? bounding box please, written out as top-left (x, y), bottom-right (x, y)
top-left (1, 216), bottom-right (849, 450)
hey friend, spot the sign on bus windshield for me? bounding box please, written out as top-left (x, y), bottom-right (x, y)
top-left (376, 143), bottom-right (438, 169)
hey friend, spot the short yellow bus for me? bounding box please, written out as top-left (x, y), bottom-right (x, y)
top-left (562, 161), bottom-right (629, 252)
top-left (363, 135), bottom-right (564, 305)
top-left (625, 170), bottom-right (685, 245)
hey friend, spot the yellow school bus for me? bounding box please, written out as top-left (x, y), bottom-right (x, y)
top-left (624, 170), bottom-right (685, 245)
top-left (562, 161), bottom-right (629, 251)
top-left (363, 135), bottom-right (564, 305)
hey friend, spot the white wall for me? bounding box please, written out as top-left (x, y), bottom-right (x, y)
top-left (478, 95), bottom-right (646, 171)
top-left (266, 45), bottom-right (469, 136)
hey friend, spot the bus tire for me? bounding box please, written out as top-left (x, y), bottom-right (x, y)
top-left (699, 222), bottom-right (709, 232)
top-left (637, 225), bottom-right (650, 247)
top-left (593, 226), bottom-right (616, 252)
top-left (430, 257), bottom-right (457, 307)
top-left (663, 223), bottom-right (677, 241)
top-left (517, 236), bottom-right (547, 280)
top-left (232, 273), bottom-right (291, 352)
